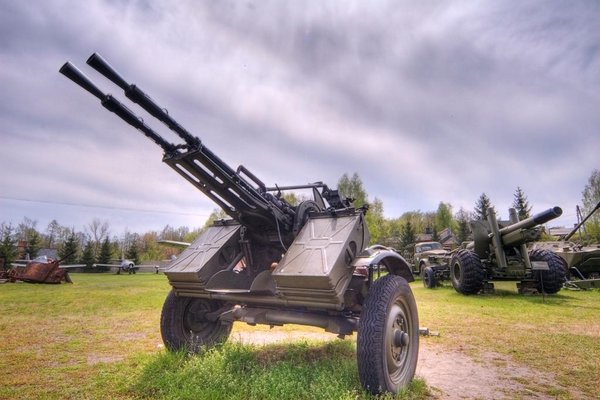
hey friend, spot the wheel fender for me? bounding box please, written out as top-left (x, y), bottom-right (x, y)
top-left (353, 246), bottom-right (414, 282)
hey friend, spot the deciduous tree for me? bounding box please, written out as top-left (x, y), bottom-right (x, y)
top-left (581, 169), bottom-right (600, 242)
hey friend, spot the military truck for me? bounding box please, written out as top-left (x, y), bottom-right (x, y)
top-left (405, 241), bottom-right (451, 288)
top-left (60, 53), bottom-right (419, 395)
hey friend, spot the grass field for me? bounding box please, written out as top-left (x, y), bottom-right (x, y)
top-left (1, 274), bottom-right (598, 399)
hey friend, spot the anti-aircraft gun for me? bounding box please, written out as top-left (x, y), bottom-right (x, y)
top-left (449, 206), bottom-right (566, 294)
top-left (60, 53), bottom-right (418, 394)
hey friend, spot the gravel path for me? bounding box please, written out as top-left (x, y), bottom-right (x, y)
top-left (232, 329), bottom-right (568, 399)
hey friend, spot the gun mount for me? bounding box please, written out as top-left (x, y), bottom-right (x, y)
top-left (60, 53), bottom-right (418, 394)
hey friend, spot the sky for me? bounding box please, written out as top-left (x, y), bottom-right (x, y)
top-left (1, 0), bottom-right (598, 238)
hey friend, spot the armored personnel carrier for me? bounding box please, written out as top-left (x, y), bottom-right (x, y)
top-left (532, 202), bottom-right (600, 288)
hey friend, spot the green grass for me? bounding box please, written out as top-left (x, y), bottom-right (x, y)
top-left (1, 274), bottom-right (599, 399)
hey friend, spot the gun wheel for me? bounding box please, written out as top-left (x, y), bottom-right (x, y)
top-left (160, 289), bottom-right (232, 353)
top-left (450, 249), bottom-right (485, 295)
top-left (357, 275), bottom-right (419, 395)
top-left (529, 249), bottom-right (566, 294)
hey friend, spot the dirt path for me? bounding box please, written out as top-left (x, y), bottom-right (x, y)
top-left (231, 329), bottom-right (565, 399)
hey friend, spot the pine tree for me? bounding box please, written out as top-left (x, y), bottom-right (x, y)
top-left (474, 193), bottom-right (493, 221)
top-left (25, 230), bottom-right (42, 259)
top-left (400, 220), bottom-right (416, 249)
top-left (0, 224), bottom-right (17, 267)
top-left (512, 187), bottom-right (532, 220)
top-left (126, 236), bottom-right (140, 265)
top-left (455, 207), bottom-right (472, 245)
top-left (96, 237), bottom-right (113, 272)
top-left (431, 225), bottom-right (439, 242)
top-left (58, 229), bottom-right (79, 264)
top-left (80, 241), bottom-right (96, 271)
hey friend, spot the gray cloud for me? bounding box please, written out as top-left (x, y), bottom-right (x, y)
top-left (1, 0), bottom-right (598, 235)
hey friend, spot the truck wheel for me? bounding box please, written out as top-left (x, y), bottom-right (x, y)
top-left (450, 249), bottom-right (484, 295)
top-left (529, 249), bottom-right (566, 294)
top-left (357, 275), bottom-right (419, 395)
top-left (422, 266), bottom-right (437, 288)
top-left (160, 289), bottom-right (232, 353)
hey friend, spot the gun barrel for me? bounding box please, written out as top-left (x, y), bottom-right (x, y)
top-left (86, 53), bottom-right (129, 90)
top-left (60, 61), bottom-right (177, 153)
top-left (87, 53), bottom-right (199, 147)
top-left (499, 206), bottom-right (562, 236)
top-left (59, 62), bottom-right (106, 101)
top-left (60, 54), bottom-right (296, 237)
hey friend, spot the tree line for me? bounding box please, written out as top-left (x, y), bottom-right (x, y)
top-left (0, 218), bottom-right (204, 271)
top-left (1, 169), bottom-right (598, 269)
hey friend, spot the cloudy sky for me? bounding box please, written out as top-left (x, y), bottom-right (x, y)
top-left (1, 0), bottom-right (598, 237)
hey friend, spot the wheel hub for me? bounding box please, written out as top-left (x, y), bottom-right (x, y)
top-left (184, 303), bottom-right (210, 331)
top-left (393, 329), bottom-right (409, 348)
top-left (388, 307), bottom-right (409, 363)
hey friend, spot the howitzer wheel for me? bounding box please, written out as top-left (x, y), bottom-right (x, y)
top-left (422, 266), bottom-right (438, 289)
top-left (160, 290), bottom-right (232, 353)
top-left (450, 249), bottom-right (485, 295)
top-left (357, 274), bottom-right (419, 394)
top-left (529, 249), bottom-right (566, 294)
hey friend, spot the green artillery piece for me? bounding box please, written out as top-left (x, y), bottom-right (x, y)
top-left (60, 53), bottom-right (419, 394)
top-left (425, 206), bottom-right (566, 294)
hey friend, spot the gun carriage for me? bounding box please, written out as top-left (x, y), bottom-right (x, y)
top-left (60, 53), bottom-right (419, 394)
top-left (425, 206), bottom-right (566, 294)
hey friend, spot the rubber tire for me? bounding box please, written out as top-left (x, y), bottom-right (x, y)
top-left (422, 266), bottom-right (437, 289)
top-left (450, 249), bottom-right (485, 295)
top-left (357, 274), bottom-right (419, 395)
top-left (529, 249), bottom-right (566, 294)
top-left (160, 289), bottom-right (232, 353)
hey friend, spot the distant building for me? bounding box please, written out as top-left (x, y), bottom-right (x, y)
top-left (415, 233), bottom-right (432, 243)
top-left (439, 228), bottom-right (457, 249)
top-left (547, 226), bottom-right (575, 239)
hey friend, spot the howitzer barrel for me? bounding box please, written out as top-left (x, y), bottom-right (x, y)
top-left (87, 53), bottom-right (199, 147)
top-left (498, 206), bottom-right (562, 236)
top-left (59, 62), bottom-right (178, 153)
top-left (500, 227), bottom-right (542, 248)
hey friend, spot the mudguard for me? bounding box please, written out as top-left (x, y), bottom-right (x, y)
top-left (353, 245), bottom-right (414, 282)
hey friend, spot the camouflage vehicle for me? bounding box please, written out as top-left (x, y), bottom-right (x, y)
top-left (60, 53), bottom-right (419, 394)
top-left (532, 202), bottom-right (600, 287)
top-left (408, 241), bottom-right (451, 288)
